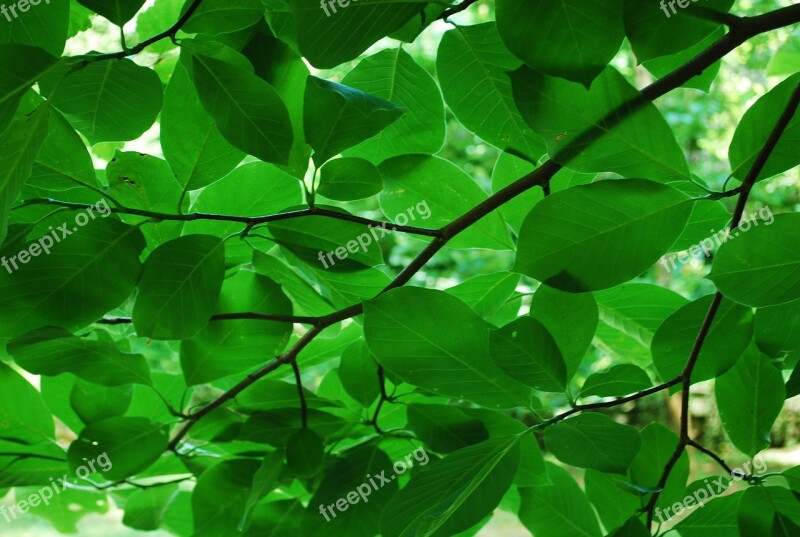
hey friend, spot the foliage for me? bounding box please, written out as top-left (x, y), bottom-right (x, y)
top-left (0, 0), bottom-right (799, 536)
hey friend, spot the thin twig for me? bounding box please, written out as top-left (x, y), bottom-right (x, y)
top-left (291, 360), bottom-right (308, 429)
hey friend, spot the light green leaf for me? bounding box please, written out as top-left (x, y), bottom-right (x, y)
top-left (580, 365), bottom-right (651, 398)
top-left (0, 0), bottom-right (69, 56)
top-left (77, 0), bottom-right (146, 25)
top-left (489, 317), bottom-right (567, 392)
top-left (318, 158), bottom-right (383, 201)
top-left (544, 413), bottom-right (641, 473)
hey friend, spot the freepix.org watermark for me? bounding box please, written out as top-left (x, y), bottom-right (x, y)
top-left (318, 446), bottom-right (429, 522)
top-left (660, 0), bottom-right (708, 18)
top-left (654, 453), bottom-right (768, 527)
top-left (659, 206), bottom-right (774, 271)
top-left (317, 200), bottom-right (432, 269)
top-left (320, 0), bottom-right (357, 17)
top-left (0, 452), bottom-right (113, 524)
top-left (1, 0), bottom-right (51, 22)
top-left (1, 198), bottom-right (112, 275)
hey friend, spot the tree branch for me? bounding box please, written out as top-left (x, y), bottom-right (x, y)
top-left (291, 360), bottom-right (308, 429)
top-left (98, 312), bottom-right (320, 326)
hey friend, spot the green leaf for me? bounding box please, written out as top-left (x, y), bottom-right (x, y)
top-left (77, 0), bottom-right (146, 25)
top-left (0, 0), bottom-right (69, 56)
top-left (268, 214), bottom-right (385, 270)
top-left (192, 459), bottom-right (261, 537)
top-left (629, 423), bottom-right (689, 511)
top-left (238, 451), bottom-right (283, 533)
top-left (180, 270), bottom-right (292, 385)
top-left (716, 346), bottom-right (785, 457)
top-left (544, 413), bottom-right (641, 473)
top-left (623, 0), bottom-right (735, 62)
top-left (304, 76), bottom-right (403, 165)
top-left (489, 317), bottom-right (567, 392)
top-left (445, 272), bottom-right (521, 323)
top-left (249, 499), bottom-right (303, 536)
top-left (755, 298), bottom-right (800, 360)
top-left (338, 339), bottom-right (380, 407)
top-left (709, 214), bottom-right (800, 307)
top-left (132, 234), bottom-right (226, 340)
top-left (240, 409), bottom-right (347, 446)
top-left (593, 283), bottom-right (687, 366)
top-left (768, 28), bottom-right (800, 77)
top-left (530, 284), bottom-right (598, 378)
top-left (364, 287), bottom-right (535, 409)
top-left (342, 47), bottom-right (445, 162)
top-left (123, 485), bottom-right (180, 531)
top-left (381, 436), bottom-right (521, 537)
top-left (652, 296), bottom-right (753, 384)
top-left (407, 404), bottom-right (489, 453)
top-left (288, 0), bottom-right (423, 68)
top-left (318, 158), bottom-right (383, 201)
top-left (162, 61), bottom-right (244, 192)
top-left (379, 154), bottom-right (512, 250)
top-left (437, 23), bottom-right (545, 162)
top-left (580, 365), bottom-right (651, 398)
top-left (515, 179), bottom-right (693, 291)
top-left (106, 151), bottom-right (182, 214)
top-left (607, 518), bottom-right (650, 537)
top-left (511, 66), bottom-right (691, 181)
top-left (584, 470), bottom-right (641, 532)
top-left (0, 217), bottom-right (145, 339)
top-left (0, 103), bottom-right (49, 245)
top-left (300, 443), bottom-right (397, 537)
top-left (43, 59), bottom-right (163, 144)
top-left (729, 73), bottom-right (800, 182)
top-left (70, 380), bottom-right (132, 424)
top-left (674, 492), bottom-right (743, 537)
top-left (191, 53), bottom-right (294, 165)
top-left (0, 44), bottom-right (57, 133)
top-left (286, 428), bottom-right (324, 477)
top-left (183, 0), bottom-right (266, 35)
top-left (496, 0), bottom-right (624, 87)
top-left (0, 362), bottom-right (55, 444)
top-left (8, 327), bottom-right (152, 386)
top-left (642, 28), bottom-right (725, 93)
top-left (519, 462), bottom-right (602, 537)
top-left (67, 417), bottom-right (168, 480)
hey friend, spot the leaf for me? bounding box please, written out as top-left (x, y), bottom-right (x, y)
top-left (544, 413), bottom-right (641, 473)
top-left (106, 151), bottom-right (182, 214)
top-left (338, 339), bottom-right (380, 407)
top-left (77, 0), bottom-right (147, 25)
top-left (530, 284), bottom-right (598, 378)
top-left (515, 179), bottom-right (693, 292)
top-left (518, 462), bottom-right (602, 537)
top-left (755, 297), bottom-right (800, 360)
top-left (238, 451), bottom-right (283, 533)
top-left (8, 327), bottom-right (152, 386)
top-left (191, 53), bottom-right (294, 165)
top-left (304, 76), bottom-right (404, 165)
top-left (716, 346), bottom-right (785, 457)
top-left (286, 428), bottom-right (324, 477)
top-left (623, 0), bottom-right (735, 62)
top-left (318, 158), bottom-right (383, 201)
top-left (496, 0), bottom-right (625, 86)
top-left (67, 417), bottom-right (168, 480)
top-left (510, 66), bottom-right (691, 181)
top-left (629, 423), bottom-right (689, 511)
top-left (0, 217), bottom-right (146, 339)
top-left (183, 0), bottom-right (266, 35)
top-left (607, 518), bottom-right (650, 537)
top-left (0, 103), bottom-right (49, 245)
top-left (364, 287), bottom-right (535, 409)
top-left (123, 485), bottom-right (180, 531)
top-left (652, 295), bottom-right (753, 384)
top-left (407, 404), bottom-right (489, 453)
top-left (584, 470), bottom-right (641, 532)
top-left (729, 72), bottom-right (800, 182)
top-left (445, 272), bottom-right (521, 322)
top-left (288, 0), bottom-right (424, 68)
top-left (0, 0), bottom-right (70, 56)
top-left (180, 270), bottom-right (292, 385)
top-left (161, 61), bottom-right (244, 192)
top-left (300, 443), bottom-right (397, 537)
top-left (674, 492), bottom-right (743, 537)
top-left (342, 47), bottom-right (445, 162)
top-left (489, 317), bottom-right (567, 392)
top-left (380, 436), bottom-right (521, 537)
top-left (580, 365), bottom-right (651, 398)
top-left (437, 23), bottom-right (545, 162)
top-left (0, 362), bottom-right (55, 444)
top-left (379, 154), bottom-right (512, 250)
top-left (192, 459), bottom-right (261, 537)
top-left (132, 234), bottom-right (226, 340)
top-left (0, 44), bottom-right (57, 133)
top-left (42, 59), bottom-right (163, 144)
top-left (709, 214), bottom-right (800, 307)
top-left (70, 380), bottom-right (132, 424)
